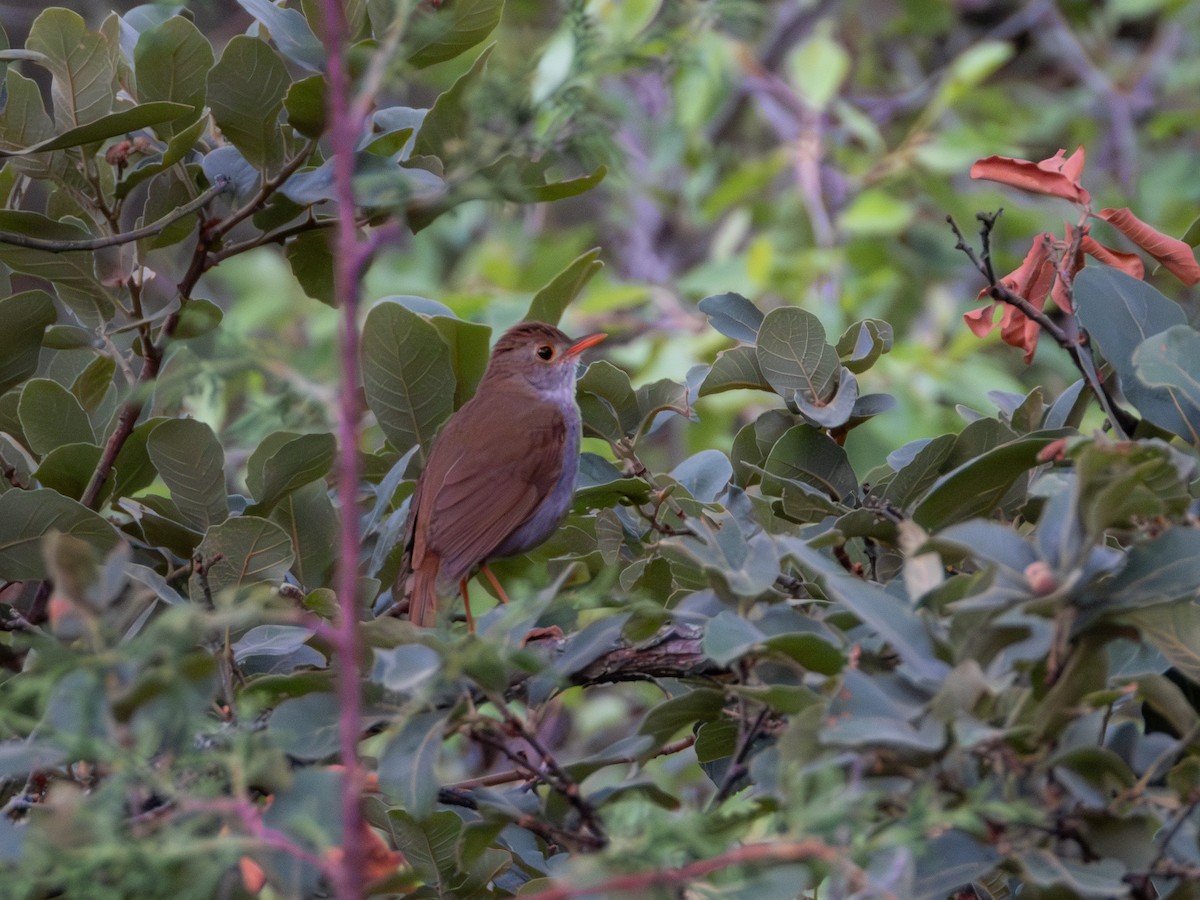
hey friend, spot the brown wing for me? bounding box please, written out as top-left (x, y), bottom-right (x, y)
top-left (417, 391), bottom-right (566, 584)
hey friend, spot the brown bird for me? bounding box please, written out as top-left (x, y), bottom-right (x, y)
top-left (395, 321), bottom-right (606, 628)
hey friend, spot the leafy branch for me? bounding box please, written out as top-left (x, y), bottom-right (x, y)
top-left (947, 209), bottom-right (1137, 437)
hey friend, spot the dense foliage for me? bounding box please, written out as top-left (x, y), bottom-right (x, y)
top-left (2, 1), bottom-right (1200, 897)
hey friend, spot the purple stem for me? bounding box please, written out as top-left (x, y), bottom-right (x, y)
top-left (316, 0), bottom-right (370, 897)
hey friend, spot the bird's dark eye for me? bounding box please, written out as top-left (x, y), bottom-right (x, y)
top-left (536, 345), bottom-right (555, 360)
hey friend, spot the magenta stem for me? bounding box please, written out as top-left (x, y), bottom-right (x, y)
top-left (316, 0), bottom-right (369, 897)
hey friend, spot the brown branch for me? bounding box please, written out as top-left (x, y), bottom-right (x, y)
top-left (478, 691), bottom-right (608, 847)
top-left (947, 211), bottom-right (1136, 437)
top-left (446, 736), bottom-right (697, 792)
top-left (561, 623), bottom-right (723, 686)
top-left (518, 838), bottom-right (883, 900)
top-left (209, 140), bottom-right (319, 242)
top-left (0, 178), bottom-right (232, 252)
top-left (211, 217), bottom-right (336, 263)
top-left (436, 787), bottom-right (604, 853)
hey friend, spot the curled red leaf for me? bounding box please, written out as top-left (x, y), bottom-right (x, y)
top-left (964, 235), bottom-right (1055, 362)
top-left (1096, 207), bottom-right (1200, 286)
top-left (1080, 235), bottom-right (1145, 280)
top-left (969, 146), bottom-right (1091, 205)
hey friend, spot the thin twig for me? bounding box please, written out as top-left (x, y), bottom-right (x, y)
top-left (209, 141), bottom-right (319, 242)
top-left (0, 178), bottom-right (231, 252)
top-left (437, 787), bottom-right (604, 852)
top-left (477, 692), bottom-right (609, 846)
top-left (517, 838), bottom-right (883, 900)
top-left (447, 736), bottom-right (698, 791)
top-left (709, 705), bottom-right (770, 808)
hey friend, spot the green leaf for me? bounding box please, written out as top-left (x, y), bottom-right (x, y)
top-left (478, 155), bottom-right (607, 203)
top-left (42, 325), bottom-right (95, 351)
top-left (661, 514), bottom-right (780, 598)
top-left (284, 229), bottom-right (336, 305)
top-left (763, 632), bottom-right (845, 675)
top-left (0, 291), bottom-right (55, 394)
top-left (1120, 601), bottom-right (1200, 682)
top-left (0, 488), bottom-right (119, 580)
top-left (703, 610), bottom-right (765, 665)
top-left (756, 307), bottom-right (841, 407)
top-left (0, 214), bottom-right (116, 328)
top-left (25, 8), bottom-right (116, 130)
top-left (33, 442), bottom-right (102, 502)
top-left (404, 0), bottom-right (504, 69)
top-left (70, 354), bottom-right (115, 413)
top-left (1075, 265), bottom-right (1193, 439)
top-left (430, 316), bottom-right (491, 408)
top-left (635, 377), bottom-right (695, 437)
top-left (670, 449), bottom-right (732, 502)
top-left (780, 535), bottom-right (950, 683)
top-left (699, 345), bottom-right (772, 396)
top-left (573, 452), bottom-right (653, 508)
top-left (637, 688), bottom-right (725, 749)
top-left (378, 711), bottom-right (448, 820)
top-left (249, 432), bottom-right (335, 513)
top-left (880, 433), bottom-right (956, 510)
top-left (1016, 851), bottom-right (1127, 897)
top-left (1131, 324), bottom-right (1200, 444)
top-left (386, 810), bottom-right (462, 886)
top-left (267, 692), bottom-right (341, 761)
top-left (577, 360), bottom-right (640, 444)
top-left (112, 416), bottom-right (170, 499)
top-left (0, 70), bottom-right (53, 167)
top-left (133, 16), bottom-right (213, 137)
top-left (836, 318), bottom-right (893, 374)
top-left (523, 247), bottom-right (603, 326)
top-left (206, 35), bottom-right (290, 172)
top-left (912, 436), bottom-right (1059, 530)
top-left (174, 298), bottom-right (224, 339)
top-left (1105, 528), bottom-right (1200, 607)
top-left (284, 73), bottom-right (326, 138)
top-left (0, 101), bottom-right (193, 157)
top-left (147, 419), bottom-right (229, 532)
top-left (115, 115), bottom-right (209, 199)
top-left (698, 291), bottom-right (763, 343)
top-left (237, 0), bottom-right (325, 70)
top-left (762, 425), bottom-right (858, 503)
top-left (361, 301), bottom-right (456, 459)
top-left (413, 44), bottom-right (494, 162)
top-left (270, 481), bottom-right (337, 590)
top-left (189, 515), bottom-right (294, 596)
top-left (792, 365), bottom-right (858, 429)
top-left (19, 378), bottom-right (94, 455)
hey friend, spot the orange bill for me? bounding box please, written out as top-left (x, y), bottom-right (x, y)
top-left (566, 332), bottom-right (607, 356)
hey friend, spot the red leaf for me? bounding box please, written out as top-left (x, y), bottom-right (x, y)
top-left (1080, 235), bottom-right (1144, 280)
top-left (1096, 207), bottom-right (1200, 286)
top-left (964, 303), bottom-right (999, 338)
top-left (969, 147), bottom-right (1091, 205)
top-left (963, 236), bottom-right (1056, 362)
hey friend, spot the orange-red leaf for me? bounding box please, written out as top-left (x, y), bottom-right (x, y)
top-left (969, 147), bottom-right (1091, 205)
top-left (964, 303), bottom-right (1000, 338)
top-left (1080, 235), bottom-right (1144, 280)
top-left (964, 236), bottom-right (1055, 363)
top-left (1096, 207), bottom-right (1200, 286)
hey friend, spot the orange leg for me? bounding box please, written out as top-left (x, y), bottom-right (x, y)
top-left (480, 564), bottom-right (511, 605)
top-left (458, 578), bottom-right (475, 634)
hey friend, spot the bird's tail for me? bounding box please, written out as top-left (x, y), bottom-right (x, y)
top-left (405, 553), bottom-right (441, 627)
